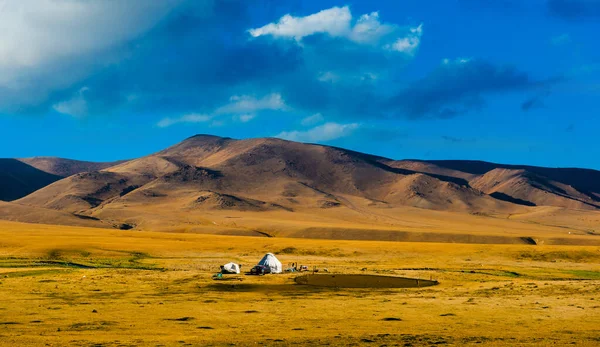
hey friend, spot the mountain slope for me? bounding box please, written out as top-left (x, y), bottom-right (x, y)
top-left (470, 168), bottom-right (600, 210)
top-left (18, 135), bottom-right (516, 216)
top-left (0, 201), bottom-right (110, 228)
top-left (3, 135), bottom-right (600, 241)
top-left (390, 160), bottom-right (600, 210)
top-left (0, 157), bottom-right (129, 202)
top-left (18, 157), bottom-right (127, 177)
top-left (407, 159), bottom-right (600, 201)
top-left (0, 159), bottom-right (63, 201)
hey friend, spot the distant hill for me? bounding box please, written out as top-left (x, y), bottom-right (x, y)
top-left (2, 135), bottom-right (600, 240)
top-left (18, 157), bottom-right (127, 177)
top-left (16, 135), bottom-right (515, 214)
top-left (0, 157), bottom-right (126, 201)
top-left (0, 159), bottom-right (63, 201)
top-left (389, 160), bottom-right (600, 210)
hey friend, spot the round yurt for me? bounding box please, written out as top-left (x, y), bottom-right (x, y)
top-left (257, 253), bottom-right (282, 273)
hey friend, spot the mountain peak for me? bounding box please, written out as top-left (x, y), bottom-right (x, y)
top-left (186, 134), bottom-right (231, 141)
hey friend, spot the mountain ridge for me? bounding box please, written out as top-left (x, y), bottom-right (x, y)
top-left (2, 135), bottom-right (599, 239)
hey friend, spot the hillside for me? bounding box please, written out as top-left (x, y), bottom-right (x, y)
top-left (0, 159), bottom-right (63, 201)
top-left (16, 135), bottom-right (518, 214)
top-left (18, 157), bottom-right (127, 177)
top-left (0, 201), bottom-right (111, 228)
top-left (2, 134), bottom-right (598, 242)
top-left (391, 160), bottom-right (600, 210)
top-left (0, 157), bottom-right (127, 202)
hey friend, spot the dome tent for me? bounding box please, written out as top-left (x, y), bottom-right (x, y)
top-left (257, 253), bottom-right (282, 274)
top-left (221, 262), bottom-right (241, 274)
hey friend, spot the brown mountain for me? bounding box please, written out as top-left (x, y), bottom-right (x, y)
top-left (0, 157), bottom-right (127, 202)
top-left (16, 135), bottom-right (513, 214)
top-left (390, 160), bottom-right (600, 210)
top-left (4, 135), bottom-right (600, 239)
top-left (0, 159), bottom-right (62, 201)
top-left (18, 157), bottom-right (127, 177)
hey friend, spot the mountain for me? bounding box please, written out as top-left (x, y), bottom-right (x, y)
top-left (0, 159), bottom-right (63, 201)
top-left (390, 160), bottom-right (600, 210)
top-left (15, 135), bottom-right (514, 214)
top-left (0, 157), bottom-right (127, 201)
top-left (18, 157), bottom-right (127, 177)
top-left (3, 135), bottom-right (600, 241)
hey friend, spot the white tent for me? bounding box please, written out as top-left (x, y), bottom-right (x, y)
top-left (258, 253), bottom-right (282, 274)
top-left (221, 262), bottom-right (241, 274)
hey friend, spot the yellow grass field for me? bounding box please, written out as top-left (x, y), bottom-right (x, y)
top-left (1, 220), bottom-right (600, 346)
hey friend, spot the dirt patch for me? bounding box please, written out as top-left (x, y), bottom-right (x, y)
top-left (165, 317), bottom-right (195, 322)
top-left (295, 274), bottom-right (439, 288)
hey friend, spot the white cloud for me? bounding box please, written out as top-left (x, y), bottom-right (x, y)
top-left (250, 6), bottom-right (423, 54)
top-left (215, 93), bottom-right (288, 114)
top-left (384, 24), bottom-right (423, 54)
top-left (157, 93), bottom-right (288, 128)
top-left (52, 87), bottom-right (89, 117)
top-left (236, 114), bottom-right (256, 123)
top-left (442, 57), bottom-right (472, 65)
top-left (276, 122), bottom-right (359, 142)
top-left (0, 0), bottom-right (181, 69)
top-left (317, 71), bottom-right (341, 83)
top-left (301, 113), bottom-right (325, 126)
top-left (157, 113), bottom-right (211, 128)
top-left (248, 6), bottom-right (352, 40)
top-left (0, 0), bottom-right (183, 111)
top-left (348, 12), bottom-right (394, 44)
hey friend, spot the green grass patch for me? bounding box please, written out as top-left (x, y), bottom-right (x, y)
top-left (3, 269), bottom-right (71, 278)
top-left (563, 270), bottom-right (600, 280)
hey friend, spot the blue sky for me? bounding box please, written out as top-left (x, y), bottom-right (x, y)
top-left (0, 0), bottom-right (599, 169)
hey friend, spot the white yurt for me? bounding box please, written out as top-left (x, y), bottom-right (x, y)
top-left (257, 253), bottom-right (282, 274)
top-left (220, 262), bottom-right (241, 274)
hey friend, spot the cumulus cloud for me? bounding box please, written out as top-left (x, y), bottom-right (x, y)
top-left (249, 6), bottom-right (423, 54)
top-left (0, 1), bottom-right (182, 68)
top-left (215, 93), bottom-right (288, 114)
top-left (348, 12), bottom-right (395, 43)
top-left (157, 93), bottom-right (287, 128)
top-left (0, 0), bottom-right (184, 112)
top-left (301, 113), bottom-right (325, 126)
top-left (384, 24), bottom-right (423, 54)
top-left (248, 6), bottom-right (352, 40)
top-left (387, 58), bottom-right (553, 118)
top-left (157, 113), bottom-right (211, 128)
top-left (0, 1), bottom-right (543, 127)
top-left (276, 122), bottom-right (360, 142)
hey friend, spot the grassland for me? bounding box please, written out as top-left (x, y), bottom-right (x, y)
top-left (1, 220), bottom-right (599, 346)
